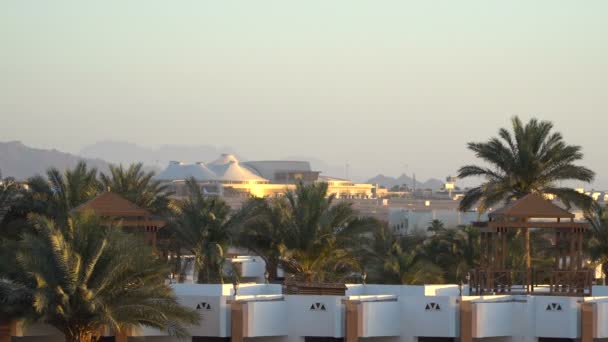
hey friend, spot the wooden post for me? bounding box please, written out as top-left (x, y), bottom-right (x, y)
top-left (570, 231), bottom-right (576, 271)
top-left (115, 326), bottom-right (131, 342)
top-left (345, 301), bottom-right (361, 342)
top-left (0, 321), bottom-right (10, 342)
top-left (231, 301), bottom-right (248, 342)
top-left (581, 302), bottom-right (595, 342)
top-left (578, 230), bottom-right (584, 270)
top-left (460, 300), bottom-right (473, 342)
top-left (524, 227), bottom-right (531, 292)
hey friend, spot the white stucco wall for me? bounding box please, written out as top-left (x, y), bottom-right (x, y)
top-left (287, 295), bottom-right (344, 337)
top-left (403, 296), bottom-right (459, 338)
top-left (534, 296), bottom-right (580, 338)
top-left (360, 300), bottom-right (401, 337)
top-left (247, 300), bottom-right (289, 337)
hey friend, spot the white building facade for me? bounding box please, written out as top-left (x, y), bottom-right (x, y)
top-left (6, 283), bottom-right (608, 342)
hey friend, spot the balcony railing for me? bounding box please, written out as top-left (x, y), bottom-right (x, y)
top-left (470, 268), bottom-right (594, 296)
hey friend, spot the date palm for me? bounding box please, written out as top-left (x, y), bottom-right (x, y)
top-left (24, 162), bottom-right (101, 221)
top-left (235, 197), bottom-right (289, 282)
top-left (279, 182), bottom-right (376, 282)
top-left (0, 172), bottom-right (21, 225)
top-left (0, 213), bottom-right (198, 342)
top-left (586, 204), bottom-right (608, 283)
top-left (170, 178), bottom-right (234, 284)
top-left (458, 116), bottom-right (594, 212)
top-left (100, 163), bottom-right (170, 214)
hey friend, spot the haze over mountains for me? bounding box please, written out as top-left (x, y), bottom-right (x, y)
top-left (0, 141), bottom-right (110, 179)
top-left (1, 141), bottom-right (446, 188)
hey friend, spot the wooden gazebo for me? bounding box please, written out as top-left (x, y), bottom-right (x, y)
top-left (72, 192), bottom-right (165, 247)
top-left (470, 193), bottom-right (593, 296)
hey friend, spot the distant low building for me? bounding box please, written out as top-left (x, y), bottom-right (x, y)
top-left (156, 154), bottom-right (376, 206)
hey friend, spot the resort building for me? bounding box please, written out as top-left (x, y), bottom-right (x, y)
top-left (156, 154), bottom-right (377, 206)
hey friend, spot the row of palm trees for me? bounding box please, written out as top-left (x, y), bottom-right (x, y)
top-left (1, 116), bottom-right (608, 342)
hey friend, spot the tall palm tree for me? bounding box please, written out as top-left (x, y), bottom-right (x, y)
top-left (0, 172), bottom-right (21, 225)
top-left (361, 223), bottom-right (443, 284)
top-left (170, 178), bottom-right (235, 284)
top-left (279, 182), bottom-right (376, 282)
top-left (100, 163), bottom-right (170, 214)
top-left (586, 204), bottom-right (608, 283)
top-left (235, 197), bottom-right (289, 282)
top-left (421, 226), bottom-right (479, 283)
top-left (458, 116), bottom-right (594, 212)
top-left (0, 213), bottom-right (198, 342)
top-left (24, 162), bottom-right (101, 221)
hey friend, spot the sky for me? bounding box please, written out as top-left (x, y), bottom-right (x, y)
top-left (1, 1), bottom-right (607, 186)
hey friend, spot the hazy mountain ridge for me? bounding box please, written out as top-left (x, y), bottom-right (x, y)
top-left (2, 140), bottom-right (446, 187)
top-left (79, 141), bottom-right (240, 168)
top-left (0, 141), bottom-right (111, 180)
top-left (367, 173), bottom-right (444, 190)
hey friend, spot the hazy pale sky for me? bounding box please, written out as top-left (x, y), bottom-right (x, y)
top-left (1, 1), bottom-right (607, 186)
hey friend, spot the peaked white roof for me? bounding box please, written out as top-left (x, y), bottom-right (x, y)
top-left (214, 161), bottom-right (268, 182)
top-left (209, 154), bottom-right (239, 166)
top-left (157, 161), bottom-right (217, 181)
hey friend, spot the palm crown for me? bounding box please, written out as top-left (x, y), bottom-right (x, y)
top-left (0, 212), bottom-right (198, 342)
top-left (458, 116), bottom-right (594, 211)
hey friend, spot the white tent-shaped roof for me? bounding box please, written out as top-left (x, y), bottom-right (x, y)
top-left (157, 161), bottom-right (217, 181)
top-left (214, 161), bottom-right (268, 183)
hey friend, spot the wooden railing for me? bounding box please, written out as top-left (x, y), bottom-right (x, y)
top-left (470, 268), bottom-right (594, 296)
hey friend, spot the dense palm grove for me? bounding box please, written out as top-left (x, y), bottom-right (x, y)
top-left (1, 117), bottom-right (608, 341)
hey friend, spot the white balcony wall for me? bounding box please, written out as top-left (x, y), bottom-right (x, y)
top-left (425, 285), bottom-right (461, 296)
top-left (222, 283), bottom-right (283, 296)
top-left (359, 300), bottom-right (401, 337)
top-left (473, 300), bottom-right (514, 338)
top-left (591, 298), bottom-right (608, 338)
top-left (287, 295), bottom-right (344, 337)
top-left (534, 296), bottom-right (580, 339)
top-left (403, 296), bottom-right (459, 338)
top-left (246, 300), bottom-right (289, 337)
top-left (233, 257), bottom-right (266, 278)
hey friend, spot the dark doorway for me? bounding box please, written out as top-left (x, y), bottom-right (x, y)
top-left (192, 337), bottom-right (231, 342)
top-left (304, 337), bottom-right (344, 342)
top-left (418, 338), bottom-right (455, 342)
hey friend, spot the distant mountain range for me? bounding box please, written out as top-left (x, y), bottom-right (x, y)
top-left (79, 141), bottom-right (241, 169)
top-left (367, 174), bottom-right (445, 190)
top-left (0, 141), bottom-right (110, 180)
top-left (1, 141), bottom-right (446, 188)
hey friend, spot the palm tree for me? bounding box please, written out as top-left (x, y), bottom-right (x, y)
top-left (586, 204), bottom-right (608, 284)
top-left (169, 178), bottom-right (234, 284)
top-left (24, 162), bottom-right (101, 221)
top-left (0, 172), bottom-right (21, 225)
top-left (362, 223), bottom-right (443, 284)
top-left (427, 219), bottom-right (445, 234)
top-left (422, 226), bottom-right (479, 283)
top-left (0, 212), bottom-right (198, 342)
top-left (278, 182), bottom-right (376, 282)
top-left (235, 197), bottom-right (289, 282)
top-left (100, 163), bottom-right (170, 214)
top-left (458, 116), bottom-right (594, 212)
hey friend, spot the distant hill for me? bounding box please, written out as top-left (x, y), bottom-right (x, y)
top-left (0, 141), bottom-right (111, 180)
top-left (79, 141), bottom-right (240, 169)
top-left (367, 173), bottom-right (444, 190)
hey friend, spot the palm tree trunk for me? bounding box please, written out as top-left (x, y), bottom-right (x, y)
top-left (64, 328), bottom-right (95, 342)
top-left (267, 258), bottom-right (279, 282)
